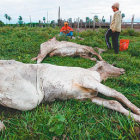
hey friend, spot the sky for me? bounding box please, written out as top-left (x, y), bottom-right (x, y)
top-left (0, 0), bottom-right (140, 24)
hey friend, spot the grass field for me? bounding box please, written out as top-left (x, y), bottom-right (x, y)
top-left (0, 26), bottom-right (140, 139)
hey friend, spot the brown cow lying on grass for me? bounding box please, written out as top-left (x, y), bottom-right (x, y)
top-left (0, 60), bottom-right (140, 131)
top-left (32, 37), bottom-right (105, 63)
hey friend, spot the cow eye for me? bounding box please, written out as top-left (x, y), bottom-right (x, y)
top-left (112, 63), bottom-right (116, 66)
top-left (98, 66), bottom-right (103, 70)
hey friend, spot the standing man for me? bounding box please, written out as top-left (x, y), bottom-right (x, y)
top-left (105, 2), bottom-right (122, 54)
top-left (60, 22), bottom-right (74, 38)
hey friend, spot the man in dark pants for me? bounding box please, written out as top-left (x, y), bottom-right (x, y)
top-left (105, 2), bottom-right (122, 54)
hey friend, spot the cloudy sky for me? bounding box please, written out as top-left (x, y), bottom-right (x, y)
top-left (0, 0), bottom-right (140, 24)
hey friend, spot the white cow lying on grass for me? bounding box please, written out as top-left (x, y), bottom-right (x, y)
top-left (0, 60), bottom-right (140, 131)
top-left (32, 37), bottom-right (105, 63)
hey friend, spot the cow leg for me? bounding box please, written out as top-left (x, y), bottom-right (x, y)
top-left (0, 121), bottom-right (5, 131)
top-left (92, 97), bottom-right (140, 122)
top-left (31, 57), bottom-right (38, 61)
top-left (92, 52), bottom-right (103, 61)
top-left (94, 47), bottom-right (106, 55)
top-left (86, 48), bottom-right (103, 61)
top-left (81, 79), bottom-right (140, 115)
top-left (36, 55), bottom-right (46, 63)
top-left (81, 56), bottom-right (97, 61)
top-left (95, 83), bottom-right (140, 115)
top-left (31, 48), bottom-right (48, 63)
top-left (31, 49), bottom-right (41, 62)
top-left (32, 54), bottom-right (46, 63)
top-left (31, 55), bottom-right (45, 63)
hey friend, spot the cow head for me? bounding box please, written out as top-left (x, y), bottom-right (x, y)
top-left (89, 61), bottom-right (125, 81)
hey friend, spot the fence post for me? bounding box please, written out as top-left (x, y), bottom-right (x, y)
top-left (85, 23), bottom-right (87, 31)
top-left (77, 17), bottom-right (80, 31)
top-left (99, 20), bottom-right (101, 28)
top-left (131, 15), bottom-right (134, 29)
top-left (89, 20), bottom-right (90, 28)
top-left (93, 17), bottom-right (95, 30)
top-left (80, 20), bottom-right (83, 29)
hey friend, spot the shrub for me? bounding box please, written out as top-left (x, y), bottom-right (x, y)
top-left (121, 28), bottom-right (140, 36)
top-left (128, 44), bottom-right (140, 57)
top-left (0, 20), bottom-right (4, 27)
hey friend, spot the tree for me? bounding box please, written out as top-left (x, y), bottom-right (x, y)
top-left (68, 18), bottom-right (72, 23)
top-left (94, 15), bottom-right (99, 22)
top-left (18, 16), bottom-right (23, 25)
top-left (18, 16), bottom-right (22, 21)
top-left (86, 17), bottom-right (90, 23)
top-left (122, 13), bottom-right (125, 19)
top-left (4, 14), bottom-right (8, 24)
top-left (121, 13), bottom-right (125, 23)
top-left (102, 16), bottom-right (105, 23)
top-left (43, 17), bottom-right (46, 23)
top-left (8, 16), bottom-right (12, 24)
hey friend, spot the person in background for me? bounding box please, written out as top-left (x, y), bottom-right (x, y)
top-left (105, 2), bottom-right (122, 54)
top-left (60, 22), bottom-right (74, 37)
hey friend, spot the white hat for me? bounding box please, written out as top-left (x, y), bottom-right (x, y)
top-left (112, 2), bottom-right (119, 9)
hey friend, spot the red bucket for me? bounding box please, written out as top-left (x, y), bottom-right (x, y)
top-left (119, 39), bottom-right (129, 51)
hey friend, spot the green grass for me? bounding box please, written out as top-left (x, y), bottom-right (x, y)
top-left (0, 27), bottom-right (140, 139)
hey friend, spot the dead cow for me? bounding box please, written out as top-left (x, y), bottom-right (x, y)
top-left (0, 60), bottom-right (140, 131)
top-left (32, 37), bottom-right (104, 63)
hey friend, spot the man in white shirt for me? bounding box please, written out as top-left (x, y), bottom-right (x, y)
top-left (105, 2), bottom-right (122, 54)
